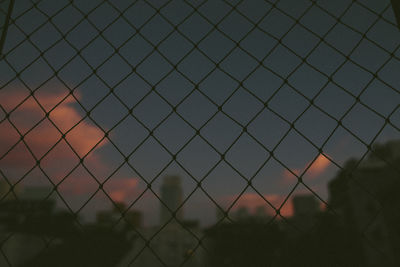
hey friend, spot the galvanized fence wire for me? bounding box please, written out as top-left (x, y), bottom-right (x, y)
top-left (0, 0), bottom-right (399, 266)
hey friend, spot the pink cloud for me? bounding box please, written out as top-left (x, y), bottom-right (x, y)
top-left (1, 90), bottom-right (138, 206)
top-left (282, 153), bottom-right (331, 184)
top-left (1, 91), bottom-right (104, 163)
top-left (307, 153), bottom-right (330, 177)
top-left (282, 168), bottom-right (301, 183)
top-left (106, 178), bottom-right (139, 203)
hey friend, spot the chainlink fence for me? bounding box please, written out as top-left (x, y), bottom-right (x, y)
top-left (0, 0), bottom-right (400, 266)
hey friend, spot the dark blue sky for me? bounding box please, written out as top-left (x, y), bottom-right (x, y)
top-left (1, 0), bottom-right (399, 226)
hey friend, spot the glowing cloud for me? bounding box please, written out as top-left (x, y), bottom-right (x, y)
top-left (307, 153), bottom-right (330, 177)
top-left (1, 91), bottom-right (138, 204)
top-left (1, 91), bottom-right (104, 163)
top-left (282, 153), bottom-right (331, 183)
top-left (106, 179), bottom-right (139, 203)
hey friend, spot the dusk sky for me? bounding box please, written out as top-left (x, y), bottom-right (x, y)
top-left (1, 0), bottom-right (399, 227)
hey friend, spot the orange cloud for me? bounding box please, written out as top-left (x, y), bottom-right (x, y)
top-left (282, 168), bottom-right (301, 183)
top-left (307, 153), bottom-right (330, 177)
top-left (106, 179), bottom-right (139, 203)
top-left (60, 173), bottom-right (139, 203)
top-left (1, 91), bottom-right (104, 163)
top-left (282, 153), bottom-right (331, 184)
top-left (1, 90), bottom-right (138, 205)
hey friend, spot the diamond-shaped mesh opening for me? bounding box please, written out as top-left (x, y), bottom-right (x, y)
top-left (1, 0), bottom-right (400, 266)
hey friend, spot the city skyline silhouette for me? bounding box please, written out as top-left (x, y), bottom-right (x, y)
top-left (1, 0), bottom-right (399, 266)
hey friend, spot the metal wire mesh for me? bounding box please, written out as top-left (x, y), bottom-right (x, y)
top-left (0, 0), bottom-right (399, 266)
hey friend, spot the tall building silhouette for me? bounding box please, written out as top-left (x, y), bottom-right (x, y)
top-left (160, 175), bottom-right (183, 224)
top-left (328, 140), bottom-right (400, 267)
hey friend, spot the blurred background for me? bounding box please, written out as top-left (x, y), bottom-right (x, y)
top-left (0, 0), bottom-right (399, 266)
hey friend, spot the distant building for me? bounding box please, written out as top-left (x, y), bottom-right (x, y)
top-left (287, 194), bottom-right (321, 232)
top-left (0, 178), bottom-right (9, 199)
top-left (254, 205), bottom-right (269, 220)
top-left (231, 205), bottom-right (271, 222)
top-left (160, 175), bottom-right (183, 224)
top-left (118, 221), bottom-right (203, 267)
top-left (0, 185), bottom-right (56, 266)
top-left (124, 210), bottom-right (143, 230)
top-left (0, 179), bottom-right (23, 201)
top-left (234, 206), bottom-right (250, 221)
top-left (151, 221), bottom-right (202, 267)
top-left (216, 206), bottom-right (227, 223)
top-left (20, 185), bottom-right (53, 200)
top-left (118, 175), bottom-right (205, 267)
top-left (328, 140), bottom-right (400, 267)
top-left (0, 185), bottom-right (55, 231)
top-left (204, 219), bottom-right (284, 266)
top-left (292, 194), bottom-right (320, 217)
top-left (96, 202), bottom-right (143, 231)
